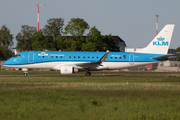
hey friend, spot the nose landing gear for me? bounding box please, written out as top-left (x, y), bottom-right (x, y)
top-left (24, 72), bottom-right (28, 76)
top-left (22, 68), bottom-right (28, 77)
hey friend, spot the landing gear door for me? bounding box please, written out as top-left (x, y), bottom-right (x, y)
top-left (129, 53), bottom-right (134, 65)
top-left (28, 52), bottom-right (34, 63)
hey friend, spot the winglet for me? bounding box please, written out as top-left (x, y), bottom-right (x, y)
top-left (98, 50), bottom-right (109, 63)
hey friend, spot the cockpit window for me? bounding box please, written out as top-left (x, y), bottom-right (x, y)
top-left (14, 54), bottom-right (21, 58)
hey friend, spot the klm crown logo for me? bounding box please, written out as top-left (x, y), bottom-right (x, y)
top-left (153, 36), bottom-right (168, 46)
top-left (157, 36), bottom-right (165, 41)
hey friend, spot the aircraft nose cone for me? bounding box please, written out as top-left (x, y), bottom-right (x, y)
top-left (3, 60), bottom-right (9, 66)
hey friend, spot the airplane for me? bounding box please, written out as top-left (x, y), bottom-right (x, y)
top-left (3, 24), bottom-right (175, 76)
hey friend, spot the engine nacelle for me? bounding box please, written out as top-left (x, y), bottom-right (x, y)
top-left (60, 66), bottom-right (78, 74)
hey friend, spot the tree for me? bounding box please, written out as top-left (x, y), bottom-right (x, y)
top-left (56, 35), bottom-right (66, 51)
top-left (83, 26), bottom-right (119, 51)
top-left (102, 34), bottom-right (119, 51)
top-left (0, 25), bottom-right (14, 60)
top-left (43, 18), bottom-right (64, 42)
top-left (175, 47), bottom-right (180, 52)
top-left (177, 54), bottom-right (180, 61)
top-left (82, 26), bottom-right (102, 51)
top-left (64, 18), bottom-right (90, 36)
top-left (64, 38), bottom-right (77, 51)
top-left (31, 30), bottom-right (54, 51)
top-left (16, 25), bottom-right (36, 51)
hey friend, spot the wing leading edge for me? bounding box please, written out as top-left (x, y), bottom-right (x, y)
top-left (75, 50), bottom-right (109, 68)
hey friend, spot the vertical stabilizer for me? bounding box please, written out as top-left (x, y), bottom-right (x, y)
top-left (136, 24), bottom-right (175, 54)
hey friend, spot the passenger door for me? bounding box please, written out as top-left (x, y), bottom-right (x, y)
top-left (129, 53), bottom-right (134, 65)
top-left (28, 52), bottom-right (34, 63)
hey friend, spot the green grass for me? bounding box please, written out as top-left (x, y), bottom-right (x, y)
top-left (0, 70), bottom-right (180, 119)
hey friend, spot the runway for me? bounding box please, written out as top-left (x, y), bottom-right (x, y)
top-left (0, 74), bottom-right (167, 77)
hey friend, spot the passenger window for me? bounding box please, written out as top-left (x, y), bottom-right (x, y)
top-left (74, 56), bottom-right (76, 58)
top-left (78, 56), bottom-right (80, 58)
top-left (111, 57), bottom-right (113, 59)
top-left (43, 56), bottom-right (45, 58)
top-left (120, 57), bottom-right (121, 59)
top-left (97, 57), bottom-right (99, 59)
top-left (65, 56), bottom-right (67, 58)
top-left (38, 56), bottom-right (40, 58)
top-left (115, 57), bottom-right (117, 59)
top-left (47, 56), bottom-right (49, 58)
top-left (92, 57), bottom-right (94, 59)
top-left (56, 56), bottom-right (58, 58)
top-left (88, 57), bottom-right (90, 58)
top-left (69, 56), bottom-right (71, 58)
top-left (83, 56), bottom-right (85, 58)
top-left (60, 56), bottom-right (62, 58)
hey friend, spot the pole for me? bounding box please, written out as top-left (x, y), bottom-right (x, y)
top-left (32, 3), bottom-right (45, 31)
top-left (156, 15), bottom-right (159, 36)
top-left (37, 4), bottom-right (39, 31)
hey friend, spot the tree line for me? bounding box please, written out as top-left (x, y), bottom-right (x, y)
top-left (16, 17), bottom-right (119, 52)
top-left (0, 17), bottom-right (120, 60)
top-left (0, 25), bottom-right (14, 60)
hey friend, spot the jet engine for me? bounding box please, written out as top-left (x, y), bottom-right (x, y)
top-left (60, 66), bottom-right (78, 74)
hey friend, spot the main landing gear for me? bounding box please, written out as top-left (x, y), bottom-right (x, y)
top-left (85, 71), bottom-right (91, 76)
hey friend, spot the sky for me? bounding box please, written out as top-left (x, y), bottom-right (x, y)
top-left (0, 0), bottom-right (180, 49)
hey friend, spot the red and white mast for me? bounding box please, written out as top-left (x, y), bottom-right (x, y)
top-left (156, 15), bottom-right (159, 36)
top-left (32, 3), bottom-right (45, 31)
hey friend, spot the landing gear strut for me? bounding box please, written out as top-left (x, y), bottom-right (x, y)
top-left (85, 71), bottom-right (91, 76)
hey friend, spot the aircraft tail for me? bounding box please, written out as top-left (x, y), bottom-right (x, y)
top-left (135, 24), bottom-right (175, 54)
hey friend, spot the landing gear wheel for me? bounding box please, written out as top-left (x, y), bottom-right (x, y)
top-left (85, 71), bottom-right (91, 76)
top-left (24, 73), bottom-right (28, 77)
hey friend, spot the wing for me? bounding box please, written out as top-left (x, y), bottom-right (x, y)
top-left (75, 50), bottom-right (109, 69)
top-left (52, 51), bottom-right (110, 70)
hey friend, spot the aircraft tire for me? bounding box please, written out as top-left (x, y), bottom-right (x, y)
top-left (24, 73), bottom-right (28, 77)
top-left (85, 71), bottom-right (91, 76)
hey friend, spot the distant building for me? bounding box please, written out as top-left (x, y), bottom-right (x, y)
top-left (125, 48), bottom-right (143, 52)
top-left (168, 48), bottom-right (175, 54)
top-left (111, 36), bottom-right (126, 52)
top-left (168, 48), bottom-right (180, 61)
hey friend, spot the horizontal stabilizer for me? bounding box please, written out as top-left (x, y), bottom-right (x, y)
top-left (168, 56), bottom-right (177, 60)
top-left (153, 54), bottom-right (175, 59)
